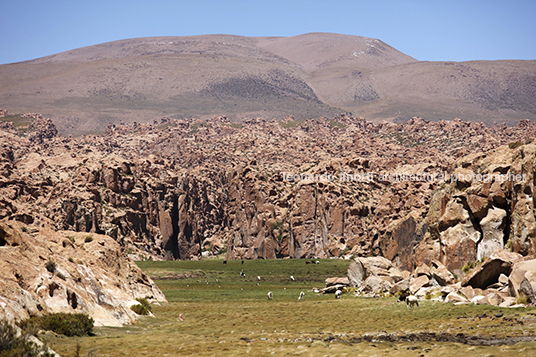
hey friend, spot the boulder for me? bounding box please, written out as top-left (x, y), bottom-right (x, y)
top-left (431, 260), bottom-right (456, 286)
top-left (439, 223), bottom-right (479, 270)
top-left (414, 263), bottom-right (431, 277)
top-left (390, 278), bottom-right (410, 295)
top-left (325, 277), bottom-right (350, 287)
top-left (466, 194), bottom-right (491, 221)
top-left (461, 249), bottom-right (523, 289)
top-left (320, 284), bottom-right (347, 294)
top-left (358, 276), bottom-right (392, 294)
top-left (445, 292), bottom-right (468, 304)
top-left (499, 297), bottom-right (517, 307)
top-left (486, 292), bottom-right (501, 306)
top-left (410, 275), bottom-right (430, 295)
top-left (347, 256), bottom-right (394, 288)
top-left (459, 286), bottom-right (476, 301)
top-left (477, 207), bottom-right (507, 261)
top-left (509, 259), bottom-right (536, 303)
top-left (471, 295), bottom-right (488, 305)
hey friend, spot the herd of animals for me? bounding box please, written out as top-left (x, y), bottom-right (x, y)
top-left (235, 261), bottom-right (419, 308)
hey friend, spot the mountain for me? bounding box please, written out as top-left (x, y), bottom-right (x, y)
top-left (0, 33), bottom-right (535, 135)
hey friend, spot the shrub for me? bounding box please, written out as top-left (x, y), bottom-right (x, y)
top-left (45, 259), bottom-right (56, 274)
top-left (130, 298), bottom-right (152, 316)
top-left (461, 261), bottom-right (475, 274)
top-left (0, 319), bottom-right (55, 357)
top-left (517, 292), bottom-right (528, 305)
top-left (84, 236), bottom-right (93, 243)
top-left (20, 313), bottom-right (94, 337)
top-left (508, 141), bottom-right (523, 149)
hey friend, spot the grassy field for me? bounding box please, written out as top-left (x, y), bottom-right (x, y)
top-left (43, 259), bottom-right (536, 356)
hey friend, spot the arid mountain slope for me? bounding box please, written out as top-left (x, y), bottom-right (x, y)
top-left (1, 33), bottom-right (534, 135)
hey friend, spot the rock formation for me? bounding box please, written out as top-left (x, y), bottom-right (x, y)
top-left (0, 220), bottom-right (166, 326)
top-left (1, 111), bottom-right (536, 264)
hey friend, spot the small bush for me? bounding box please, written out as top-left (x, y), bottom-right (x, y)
top-left (508, 141), bottom-right (523, 149)
top-left (20, 313), bottom-right (94, 337)
top-left (517, 292), bottom-right (528, 305)
top-left (84, 236), bottom-right (93, 243)
top-left (1, 319), bottom-right (55, 357)
top-left (45, 259), bottom-right (56, 274)
top-left (130, 298), bottom-right (152, 316)
top-left (461, 261), bottom-right (475, 274)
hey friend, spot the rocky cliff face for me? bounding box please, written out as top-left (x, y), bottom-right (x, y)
top-left (0, 220), bottom-right (166, 326)
top-left (414, 141), bottom-right (536, 270)
top-left (1, 111), bottom-right (536, 266)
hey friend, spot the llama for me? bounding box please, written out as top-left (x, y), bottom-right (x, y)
top-left (298, 291), bottom-right (305, 301)
top-left (267, 291), bottom-right (273, 301)
top-left (406, 295), bottom-right (419, 308)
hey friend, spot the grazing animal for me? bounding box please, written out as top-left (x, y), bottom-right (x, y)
top-left (179, 313), bottom-right (185, 321)
top-left (257, 276), bottom-right (261, 281)
top-left (335, 290), bottom-right (342, 299)
top-left (298, 291), bottom-right (305, 301)
top-left (223, 260), bottom-right (227, 264)
top-left (397, 291), bottom-right (409, 303)
top-left (406, 295), bottom-right (419, 308)
top-left (305, 261), bottom-right (311, 264)
top-left (241, 260), bottom-right (244, 264)
top-left (267, 291), bottom-right (273, 300)
top-left (240, 270), bottom-right (246, 278)
top-left (290, 275), bottom-right (295, 281)
top-left (315, 260), bottom-right (320, 264)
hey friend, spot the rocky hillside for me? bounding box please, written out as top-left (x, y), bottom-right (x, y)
top-left (1, 33), bottom-right (535, 135)
top-left (1, 110), bottom-right (535, 269)
top-left (0, 220), bottom-right (166, 326)
top-left (412, 137), bottom-right (536, 270)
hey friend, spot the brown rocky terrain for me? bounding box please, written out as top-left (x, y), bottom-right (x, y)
top-left (0, 220), bottom-right (166, 326)
top-left (1, 110), bottom-right (535, 268)
top-left (1, 33), bottom-right (535, 135)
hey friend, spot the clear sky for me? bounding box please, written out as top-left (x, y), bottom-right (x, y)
top-left (1, 0), bottom-right (535, 65)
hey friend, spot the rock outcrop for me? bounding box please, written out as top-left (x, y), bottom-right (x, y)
top-left (349, 249), bottom-right (536, 307)
top-left (1, 112), bottom-right (536, 263)
top-left (415, 141), bottom-right (536, 270)
top-left (0, 220), bottom-right (166, 326)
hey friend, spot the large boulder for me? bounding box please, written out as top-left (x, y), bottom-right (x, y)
top-left (477, 207), bottom-right (507, 261)
top-left (347, 256), bottom-right (394, 288)
top-left (508, 259), bottom-right (536, 303)
top-left (461, 249), bottom-right (523, 289)
top-left (430, 260), bottom-right (456, 286)
top-left (358, 276), bottom-right (392, 294)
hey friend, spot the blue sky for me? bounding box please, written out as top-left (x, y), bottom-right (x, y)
top-left (0, 0), bottom-right (535, 65)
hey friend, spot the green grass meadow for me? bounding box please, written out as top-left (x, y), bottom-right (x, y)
top-left (43, 259), bottom-right (536, 356)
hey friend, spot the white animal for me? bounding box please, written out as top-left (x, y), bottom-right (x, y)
top-left (406, 295), bottom-right (419, 308)
top-left (298, 291), bottom-right (305, 301)
top-left (267, 291), bottom-right (273, 300)
top-left (257, 276), bottom-right (261, 281)
top-left (335, 290), bottom-right (342, 299)
top-left (290, 275), bottom-right (295, 281)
